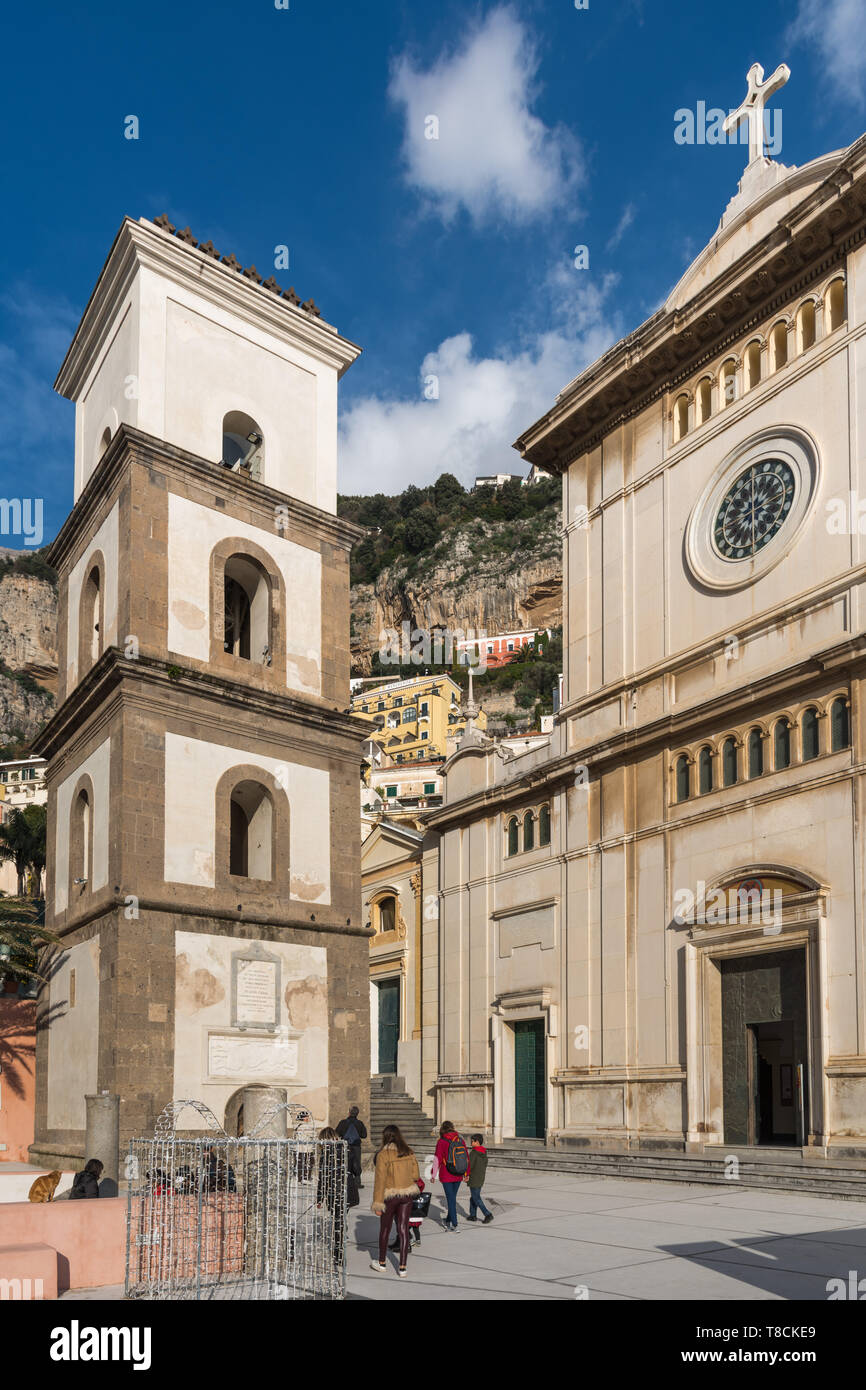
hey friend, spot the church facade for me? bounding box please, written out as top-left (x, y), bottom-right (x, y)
top-left (31, 215), bottom-right (370, 1163)
top-left (428, 93), bottom-right (866, 1156)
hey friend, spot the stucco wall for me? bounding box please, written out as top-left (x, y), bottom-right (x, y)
top-left (173, 930), bottom-right (328, 1129)
top-left (163, 733), bottom-right (330, 902)
top-left (47, 937), bottom-right (100, 1132)
top-left (53, 737), bottom-right (111, 915)
top-left (166, 493), bottom-right (322, 695)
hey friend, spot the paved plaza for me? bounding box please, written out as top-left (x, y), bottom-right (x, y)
top-left (57, 1165), bottom-right (866, 1302)
top-left (345, 1167), bottom-right (866, 1301)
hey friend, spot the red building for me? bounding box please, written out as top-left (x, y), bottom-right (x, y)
top-left (456, 629), bottom-right (547, 670)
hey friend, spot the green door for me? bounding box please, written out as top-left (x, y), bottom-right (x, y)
top-left (377, 979), bottom-right (400, 1074)
top-left (514, 1020), bottom-right (545, 1138)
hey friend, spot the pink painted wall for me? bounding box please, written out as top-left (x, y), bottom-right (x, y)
top-left (0, 1197), bottom-right (126, 1293)
top-left (0, 995), bottom-right (37, 1161)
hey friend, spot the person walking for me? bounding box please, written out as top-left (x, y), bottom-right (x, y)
top-left (336, 1105), bottom-right (367, 1187)
top-left (433, 1121), bottom-right (468, 1231)
top-left (369, 1124), bottom-right (421, 1278)
top-left (464, 1135), bottom-right (494, 1224)
top-left (316, 1126), bottom-right (357, 1270)
top-left (69, 1158), bottom-right (103, 1199)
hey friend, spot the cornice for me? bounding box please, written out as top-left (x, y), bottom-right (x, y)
top-left (564, 633), bottom-right (866, 774)
top-left (55, 216), bottom-right (361, 399)
top-left (46, 424), bottom-right (365, 572)
top-left (34, 650), bottom-right (369, 762)
top-left (430, 634), bottom-right (866, 827)
top-left (426, 755), bottom-right (577, 830)
top-left (516, 138), bottom-right (866, 471)
top-left (52, 894), bottom-right (371, 940)
top-left (558, 564), bottom-right (866, 727)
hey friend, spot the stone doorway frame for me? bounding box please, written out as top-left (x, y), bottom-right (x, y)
top-left (490, 988), bottom-right (557, 1144)
top-left (681, 883), bottom-right (828, 1149)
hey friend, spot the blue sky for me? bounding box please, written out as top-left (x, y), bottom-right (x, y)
top-left (1, 0), bottom-right (865, 547)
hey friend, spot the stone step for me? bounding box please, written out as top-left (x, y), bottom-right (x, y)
top-left (487, 1146), bottom-right (866, 1200)
top-left (368, 1083), bottom-right (438, 1159)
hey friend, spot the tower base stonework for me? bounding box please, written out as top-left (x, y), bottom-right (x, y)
top-left (30, 906), bottom-right (370, 1166)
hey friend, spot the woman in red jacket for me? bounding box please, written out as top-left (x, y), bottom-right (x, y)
top-left (433, 1120), bottom-right (464, 1231)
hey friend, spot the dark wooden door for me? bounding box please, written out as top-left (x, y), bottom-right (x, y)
top-left (514, 1020), bottom-right (545, 1138)
top-left (377, 979), bottom-right (399, 1074)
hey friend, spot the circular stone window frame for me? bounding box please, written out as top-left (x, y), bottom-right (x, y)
top-left (685, 426), bottom-right (820, 592)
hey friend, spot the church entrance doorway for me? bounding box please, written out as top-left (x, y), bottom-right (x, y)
top-left (748, 1020), bottom-right (797, 1145)
top-left (376, 978), bottom-right (399, 1075)
top-left (514, 1020), bottom-right (546, 1138)
top-left (721, 948), bottom-right (808, 1146)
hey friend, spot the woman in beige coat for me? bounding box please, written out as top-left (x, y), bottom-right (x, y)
top-left (370, 1124), bottom-right (421, 1277)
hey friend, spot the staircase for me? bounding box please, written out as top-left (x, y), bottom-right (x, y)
top-left (488, 1142), bottom-right (866, 1201)
top-left (366, 1075), bottom-right (438, 1167)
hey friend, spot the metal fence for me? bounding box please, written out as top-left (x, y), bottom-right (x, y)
top-left (125, 1101), bottom-right (347, 1301)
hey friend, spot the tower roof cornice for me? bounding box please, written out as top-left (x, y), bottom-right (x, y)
top-left (55, 216), bottom-right (362, 400)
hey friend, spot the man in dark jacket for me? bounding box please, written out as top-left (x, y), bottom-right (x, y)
top-left (465, 1136), bottom-right (493, 1223)
top-left (335, 1105), bottom-right (367, 1186)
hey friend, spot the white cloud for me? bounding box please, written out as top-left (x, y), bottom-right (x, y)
top-left (788, 0), bottom-right (866, 107)
top-left (388, 6), bottom-right (583, 225)
top-left (338, 268), bottom-right (621, 494)
top-left (606, 202), bottom-right (636, 251)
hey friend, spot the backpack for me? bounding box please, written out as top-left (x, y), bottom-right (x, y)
top-left (343, 1121), bottom-right (360, 1146)
top-left (444, 1133), bottom-right (469, 1176)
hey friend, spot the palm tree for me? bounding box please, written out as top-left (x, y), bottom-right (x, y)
top-left (21, 804), bottom-right (46, 897)
top-left (0, 900), bottom-right (60, 989)
top-left (0, 804), bottom-right (46, 898)
top-left (0, 808), bottom-right (35, 897)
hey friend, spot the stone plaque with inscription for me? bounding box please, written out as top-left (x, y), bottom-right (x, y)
top-left (231, 943), bottom-right (281, 1030)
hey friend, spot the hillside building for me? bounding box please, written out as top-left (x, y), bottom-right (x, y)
top-left (352, 673), bottom-right (486, 762)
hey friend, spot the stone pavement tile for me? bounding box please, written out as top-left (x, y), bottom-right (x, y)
top-left (501, 1210), bottom-right (769, 1254)
top-left (485, 1194), bottom-right (645, 1220)
top-left (347, 1282), bottom-right (554, 1301)
top-left (481, 1186), bottom-right (674, 1214)
top-left (346, 1269), bottom-right (630, 1301)
top-left (606, 1198), bottom-right (853, 1237)
top-left (58, 1285), bottom-right (126, 1300)
top-left (553, 1254), bottom-right (822, 1301)
top-left (362, 1225), bottom-right (666, 1280)
top-left (684, 1256), bottom-right (838, 1301)
top-left (785, 1224), bottom-right (866, 1251)
top-left (692, 1232), bottom-right (866, 1279)
top-left (347, 1252), bottom-right (575, 1301)
top-left (687, 1189), bottom-right (866, 1222)
top-left (503, 1177), bottom-right (722, 1202)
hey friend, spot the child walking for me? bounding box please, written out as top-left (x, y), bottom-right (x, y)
top-left (464, 1135), bottom-right (494, 1224)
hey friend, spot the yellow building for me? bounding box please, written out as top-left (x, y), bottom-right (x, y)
top-left (352, 674), bottom-right (486, 762)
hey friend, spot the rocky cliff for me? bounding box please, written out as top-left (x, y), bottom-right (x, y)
top-left (0, 567), bottom-right (58, 749)
top-left (0, 505), bottom-right (562, 743)
top-left (350, 510), bottom-right (562, 673)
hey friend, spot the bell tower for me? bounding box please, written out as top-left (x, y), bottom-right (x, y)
top-left (31, 215), bottom-right (370, 1164)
